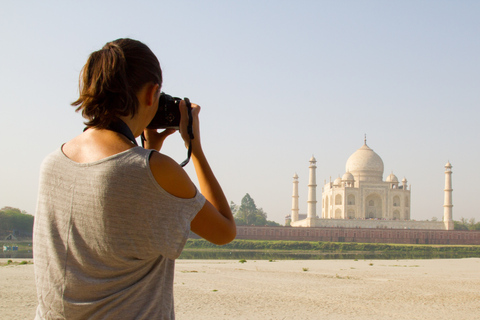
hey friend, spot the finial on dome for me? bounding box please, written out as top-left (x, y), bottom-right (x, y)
top-left (364, 134), bottom-right (367, 145)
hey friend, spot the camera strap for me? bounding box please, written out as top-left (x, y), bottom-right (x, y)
top-left (85, 120), bottom-right (137, 145)
top-left (180, 98), bottom-right (194, 167)
top-left (106, 119), bottom-right (138, 146)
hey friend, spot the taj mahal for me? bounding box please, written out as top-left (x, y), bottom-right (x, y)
top-left (288, 138), bottom-right (454, 230)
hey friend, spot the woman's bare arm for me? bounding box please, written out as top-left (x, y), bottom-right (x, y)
top-left (145, 101), bottom-right (236, 245)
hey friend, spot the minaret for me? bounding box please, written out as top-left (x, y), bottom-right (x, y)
top-left (307, 156), bottom-right (317, 225)
top-left (291, 173), bottom-right (299, 223)
top-left (443, 161), bottom-right (454, 230)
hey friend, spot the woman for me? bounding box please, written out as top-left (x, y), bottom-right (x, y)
top-left (33, 38), bottom-right (236, 319)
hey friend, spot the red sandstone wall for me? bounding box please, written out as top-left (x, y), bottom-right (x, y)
top-left (234, 226), bottom-right (480, 245)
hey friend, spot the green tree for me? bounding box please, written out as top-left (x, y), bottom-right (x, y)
top-left (231, 194), bottom-right (281, 226)
top-left (453, 217), bottom-right (480, 231)
top-left (230, 201), bottom-right (238, 215)
top-left (467, 218), bottom-right (477, 230)
top-left (0, 207), bottom-right (34, 236)
top-left (454, 220), bottom-right (468, 230)
top-left (466, 218), bottom-right (480, 231)
top-left (235, 193), bottom-right (258, 225)
top-left (265, 220), bottom-right (281, 227)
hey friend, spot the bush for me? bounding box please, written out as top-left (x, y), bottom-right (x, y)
top-left (183, 239), bottom-right (480, 256)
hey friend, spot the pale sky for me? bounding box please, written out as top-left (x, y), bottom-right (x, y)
top-left (1, 1), bottom-right (479, 224)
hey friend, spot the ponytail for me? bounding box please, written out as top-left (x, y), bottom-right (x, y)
top-left (72, 39), bottom-right (162, 128)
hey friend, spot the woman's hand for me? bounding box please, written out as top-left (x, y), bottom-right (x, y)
top-left (179, 100), bottom-right (202, 151)
top-left (144, 99), bottom-right (200, 152)
top-left (143, 128), bottom-right (176, 151)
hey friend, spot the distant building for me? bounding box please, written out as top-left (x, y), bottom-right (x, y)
top-left (287, 138), bottom-right (453, 230)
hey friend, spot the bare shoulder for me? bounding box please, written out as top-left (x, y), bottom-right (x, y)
top-left (62, 130), bottom-right (132, 163)
top-left (149, 151), bottom-right (197, 199)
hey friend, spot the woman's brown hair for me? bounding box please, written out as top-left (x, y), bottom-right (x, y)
top-left (72, 38), bottom-right (162, 128)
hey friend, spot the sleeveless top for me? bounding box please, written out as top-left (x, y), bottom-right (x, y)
top-left (33, 146), bottom-right (205, 319)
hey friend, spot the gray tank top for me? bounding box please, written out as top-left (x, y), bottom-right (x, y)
top-left (34, 146), bottom-right (205, 319)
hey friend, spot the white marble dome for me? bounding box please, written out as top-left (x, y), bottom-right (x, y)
top-left (386, 172), bottom-right (398, 182)
top-left (345, 143), bottom-right (384, 181)
top-left (333, 177), bottom-right (342, 186)
top-left (342, 171), bottom-right (354, 181)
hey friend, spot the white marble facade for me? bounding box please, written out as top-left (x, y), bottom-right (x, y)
top-left (322, 140), bottom-right (410, 221)
top-left (290, 139), bottom-right (453, 230)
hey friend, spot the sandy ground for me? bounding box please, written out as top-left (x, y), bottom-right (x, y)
top-left (1, 258), bottom-right (479, 320)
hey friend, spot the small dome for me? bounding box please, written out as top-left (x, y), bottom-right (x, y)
top-left (345, 142), bottom-right (384, 182)
top-left (386, 172), bottom-right (398, 183)
top-left (445, 161), bottom-right (452, 168)
top-left (333, 177), bottom-right (342, 186)
top-left (342, 171), bottom-right (354, 181)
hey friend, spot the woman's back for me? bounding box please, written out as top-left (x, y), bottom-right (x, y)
top-left (34, 146), bottom-right (205, 319)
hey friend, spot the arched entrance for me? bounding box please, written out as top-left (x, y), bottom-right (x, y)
top-left (335, 208), bottom-right (342, 219)
top-left (393, 210), bottom-right (400, 220)
top-left (365, 194), bottom-right (382, 219)
top-left (347, 194), bottom-right (355, 205)
top-left (393, 196), bottom-right (400, 207)
top-left (347, 209), bottom-right (355, 219)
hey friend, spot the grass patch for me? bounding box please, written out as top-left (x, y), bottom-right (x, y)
top-left (0, 260), bottom-right (32, 267)
top-left (183, 239), bottom-right (480, 259)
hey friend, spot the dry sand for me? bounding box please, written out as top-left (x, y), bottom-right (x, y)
top-left (1, 258), bottom-right (479, 319)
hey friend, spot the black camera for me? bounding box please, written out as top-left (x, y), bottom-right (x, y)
top-left (147, 93), bottom-right (189, 129)
top-left (145, 93), bottom-right (194, 167)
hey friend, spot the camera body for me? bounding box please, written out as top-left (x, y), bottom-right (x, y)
top-left (147, 93), bottom-right (186, 129)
